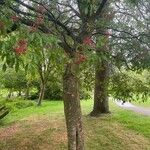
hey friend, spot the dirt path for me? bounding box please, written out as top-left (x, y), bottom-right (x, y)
top-left (115, 100), bottom-right (150, 116)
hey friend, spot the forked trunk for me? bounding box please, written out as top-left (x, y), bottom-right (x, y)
top-left (63, 63), bottom-right (84, 150)
top-left (37, 82), bottom-right (45, 106)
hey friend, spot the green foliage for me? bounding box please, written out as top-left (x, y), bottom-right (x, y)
top-left (0, 98), bottom-right (35, 111)
top-left (79, 89), bottom-right (92, 99)
top-left (0, 100), bottom-right (64, 125)
top-left (1, 68), bottom-right (27, 92)
top-left (0, 0), bottom-right (149, 106)
top-left (109, 70), bottom-right (150, 101)
top-left (13, 100), bottom-right (34, 109)
top-left (44, 82), bottom-right (63, 100)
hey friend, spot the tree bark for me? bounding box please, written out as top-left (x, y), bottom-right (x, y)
top-left (7, 89), bottom-right (12, 99)
top-left (90, 39), bottom-right (110, 116)
top-left (63, 63), bottom-right (84, 150)
top-left (18, 90), bottom-right (21, 97)
top-left (25, 82), bottom-right (30, 99)
top-left (37, 82), bottom-right (45, 106)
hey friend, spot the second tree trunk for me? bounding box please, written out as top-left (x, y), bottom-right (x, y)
top-left (90, 41), bottom-right (110, 116)
top-left (37, 82), bottom-right (45, 106)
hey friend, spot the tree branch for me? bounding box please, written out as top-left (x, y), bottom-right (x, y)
top-left (93, 0), bottom-right (108, 19)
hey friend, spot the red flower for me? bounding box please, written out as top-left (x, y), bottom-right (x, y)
top-left (11, 16), bottom-right (20, 22)
top-left (83, 37), bottom-right (95, 47)
top-left (37, 5), bottom-right (47, 14)
top-left (74, 54), bottom-right (87, 64)
top-left (79, 54), bottom-right (86, 62)
top-left (15, 39), bottom-right (28, 55)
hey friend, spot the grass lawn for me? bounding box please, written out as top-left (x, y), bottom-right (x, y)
top-left (0, 99), bottom-right (150, 150)
top-left (133, 99), bottom-right (150, 107)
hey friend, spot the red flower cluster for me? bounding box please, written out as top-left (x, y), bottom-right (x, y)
top-left (83, 37), bottom-right (95, 47)
top-left (74, 54), bottom-right (86, 64)
top-left (37, 5), bottom-right (47, 14)
top-left (29, 14), bottom-right (44, 33)
top-left (15, 39), bottom-right (28, 55)
top-left (11, 16), bottom-right (20, 22)
top-left (29, 5), bottom-right (47, 33)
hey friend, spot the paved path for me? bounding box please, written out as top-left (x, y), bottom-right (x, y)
top-left (115, 100), bottom-right (150, 116)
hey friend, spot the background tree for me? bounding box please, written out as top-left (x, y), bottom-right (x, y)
top-left (109, 69), bottom-right (150, 102)
top-left (1, 69), bottom-right (27, 98)
top-left (23, 31), bottom-right (62, 106)
top-left (90, 0), bottom-right (150, 116)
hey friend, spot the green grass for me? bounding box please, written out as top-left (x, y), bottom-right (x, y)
top-left (81, 100), bottom-right (150, 138)
top-left (0, 100), bottom-right (64, 125)
top-left (133, 99), bottom-right (150, 107)
top-left (110, 104), bottom-right (150, 138)
top-left (0, 99), bottom-right (150, 150)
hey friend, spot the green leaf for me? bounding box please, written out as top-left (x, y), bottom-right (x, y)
top-left (2, 64), bottom-right (7, 72)
top-left (15, 62), bottom-right (19, 72)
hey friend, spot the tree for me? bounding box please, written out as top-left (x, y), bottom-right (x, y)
top-left (1, 69), bottom-right (27, 98)
top-left (109, 69), bottom-right (150, 102)
top-left (0, 0), bottom-right (149, 149)
top-left (23, 32), bottom-right (61, 105)
top-left (0, 1), bottom-right (109, 149)
top-left (90, 35), bottom-right (110, 116)
top-left (90, 0), bottom-right (150, 116)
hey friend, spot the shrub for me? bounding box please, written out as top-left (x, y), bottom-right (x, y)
top-left (0, 98), bottom-right (35, 111)
top-left (13, 101), bottom-right (34, 109)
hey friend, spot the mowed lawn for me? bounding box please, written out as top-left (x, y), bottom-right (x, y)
top-left (0, 100), bottom-right (150, 150)
top-left (133, 99), bottom-right (150, 108)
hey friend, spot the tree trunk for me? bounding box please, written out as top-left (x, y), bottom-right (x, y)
top-left (25, 82), bottom-right (30, 99)
top-left (63, 63), bottom-right (84, 150)
top-left (90, 38), bottom-right (110, 116)
top-left (18, 90), bottom-right (21, 97)
top-left (37, 82), bottom-right (45, 106)
top-left (7, 89), bottom-right (12, 99)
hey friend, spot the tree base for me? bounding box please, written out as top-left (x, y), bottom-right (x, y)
top-left (89, 110), bottom-right (111, 117)
top-left (37, 102), bottom-right (42, 106)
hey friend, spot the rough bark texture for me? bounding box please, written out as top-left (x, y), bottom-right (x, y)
top-left (90, 40), bottom-right (110, 116)
top-left (63, 63), bottom-right (84, 150)
top-left (90, 59), bottom-right (110, 116)
top-left (37, 82), bottom-right (45, 106)
top-left (25, 83), bottom-right (30, 99)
